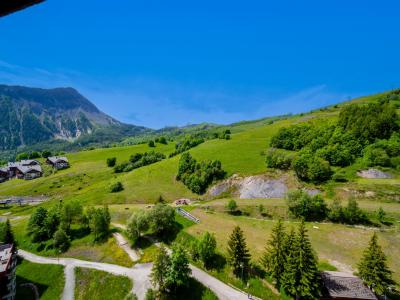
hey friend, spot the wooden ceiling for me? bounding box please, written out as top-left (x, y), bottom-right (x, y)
top-left (0, 0), bottom-right (45, 17)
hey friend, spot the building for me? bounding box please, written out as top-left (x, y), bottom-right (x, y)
top-left (46, 156), bottom-right (69, 170)
top-left (321, 271), bottom-right (377, 300)
top-left (0, 244), bottom-right (17, 300)
top-left (0, 168), bottom-right (8, 183)
top-left (15, 165), bottom-right (42, 180)
top-left (1, 160), bottom-right (43, 181)
top-left (174, 198), bottom-right (191, 206)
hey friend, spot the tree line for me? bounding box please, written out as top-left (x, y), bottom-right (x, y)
top-left (268, 98), bottom-right (400, 182)
top-left (176, 152), bottom-right (226, 194)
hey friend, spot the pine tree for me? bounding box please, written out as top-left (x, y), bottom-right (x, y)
top-left (227, 226), bottom-right (251, 279)
top-left (281, 220), bottom-right (320, 300)
top-left (4, 219), bottom-right (15, 245)
top-left (150, 246), bottom-right (171, 293)
top-left (358, 233), bottom-right (395, 295)
top-left (261, 219), bottom-right (287, 288)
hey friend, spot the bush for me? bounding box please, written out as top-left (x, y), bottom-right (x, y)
top-left (148, 140), bottom-right (155, 147)
top-left (169, 135), bottom-right (205, 157)
top-left (114, 151), bottom-right (165, 173)
top-left (110, 182), bottom-right (124, 193)
top-left (286, 190), bottom-right (328, 221)
top-left (265, 148), bottom-right (294, 170)
top-left (226, 199), bottom-right (237, 214)
top-left (293, 153), bottom-right (332, 183)
top-left (53, 228), bottom-right (70, 252)
top-left (363, 147), bottom-right (391, 167)
top-left (106, 157), bottom-right (117, 167)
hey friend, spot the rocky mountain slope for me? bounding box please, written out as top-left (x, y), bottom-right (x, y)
top-left (0, 84), bottom-right (149, 151)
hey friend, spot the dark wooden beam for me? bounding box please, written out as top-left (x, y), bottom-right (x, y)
top-left (0, 0), bottom-right (45, 17)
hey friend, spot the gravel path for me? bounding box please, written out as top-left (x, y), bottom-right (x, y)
top-left (113, 232), bottom-right (140, 262)
top-left (18, 250), bottom-right (152, 300)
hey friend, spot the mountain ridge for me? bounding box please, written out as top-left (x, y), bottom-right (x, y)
top-left (0, 84), bottom-right (150, 153)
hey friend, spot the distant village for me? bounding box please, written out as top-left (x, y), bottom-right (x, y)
top-left (0, 156), bottom-right (69, 182)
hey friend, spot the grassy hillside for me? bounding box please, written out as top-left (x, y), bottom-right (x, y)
top-left (1, 90), bottom-right (399, 205)
top-left (1, 90), bottom-right (400, 297)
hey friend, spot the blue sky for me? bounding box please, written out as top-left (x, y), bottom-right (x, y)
top-left (1, 0), bottom-right (399, 128)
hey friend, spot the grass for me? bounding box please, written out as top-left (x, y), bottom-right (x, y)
top-left (160, 277), bottom-right (218, 300)
top-left (184, 208), bottom-right (400, 283)
top-left (16, 259), bottom-right (65, 300)
top-left (74, 267), bottom-right (133, 300)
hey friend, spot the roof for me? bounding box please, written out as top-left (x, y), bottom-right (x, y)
top-left (322, 271), bottom-right (377, 300)
top-left (16, 165), bottom-right (42, 174)
top-left (47, 156), bottom-right (69, 164)
top-left (20, 159), bottom-right (40, 166)
top-left (0, 0), bottom-right (45, 17)
top-left (0, 244), bottom-right (14, 273)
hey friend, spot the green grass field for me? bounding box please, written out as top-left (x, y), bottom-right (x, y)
top-left (74, 267), bottom-right (133, 300)
top-left (16, 259), bottom-right (65, 300)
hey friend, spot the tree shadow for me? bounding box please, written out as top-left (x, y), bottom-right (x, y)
top-left (160, 277), bottom-right (214, 300)
top-left (157, 221), bottom-right (184, 244)
top-left (16, 260), bottom-right (49, 300)
top-left (69, 227), bottom-right (91, 240)
top-left (205, 253), bottom-right (226, 272)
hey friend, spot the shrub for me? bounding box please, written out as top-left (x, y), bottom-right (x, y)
top-left (114, 151), bottom-right (165, 173)
top-left (363, 147), bottom-right (391, 167)
top-left (226, 199), bottom-right (237, 214)
top-left (148, 140), bottom-right (155, 147)
top-left (265, 148), bottom-right (294, 170)
top-left (169, 135), bottom-right (204, 157)
top-left (53, 229), bottom-right (70, 252)
top-left (110, 182), bottom-right (124, 193)
top-left (106, 157), bottom-right (117, 167)
top-left (286, 190), bottom-right (328, 221)
top-left (293, 153), bottom-right (332, 183)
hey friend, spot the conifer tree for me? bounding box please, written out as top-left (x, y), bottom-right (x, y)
top-left (227, 226), bottom-right (251, 279)
top-left (358, 233), bottom-right (395, 295)
top-left (261, 219), bottom-right (287, 288)
top-left (281, 220), bottom-right (320, 299)
top-left (2, 219), bottom-right (15, 245)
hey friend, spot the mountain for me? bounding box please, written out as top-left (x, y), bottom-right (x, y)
top-left (0, 84), bottom-right (150, 152)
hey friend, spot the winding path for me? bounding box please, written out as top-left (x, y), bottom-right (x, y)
top-left (19, 248), bottom-right (251, 300)
top-left (18, 250), bottom-right (152, 300)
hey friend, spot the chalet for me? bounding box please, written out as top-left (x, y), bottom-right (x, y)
top-left (20, 159), bottom-right (40, 166)
top-left (321, 271), bottom-right (377, 300)
top-left (0, 243), bottom-right (17, 300)
top-left (2, 161), bottom-right (43, 181)
top-left (15, 165), bottom-right (42, 180)
top-left (46, 156), bottom-right (69, 170)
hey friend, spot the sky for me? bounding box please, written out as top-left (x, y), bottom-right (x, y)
top-left (1, 0), bottom-right (400, 129)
